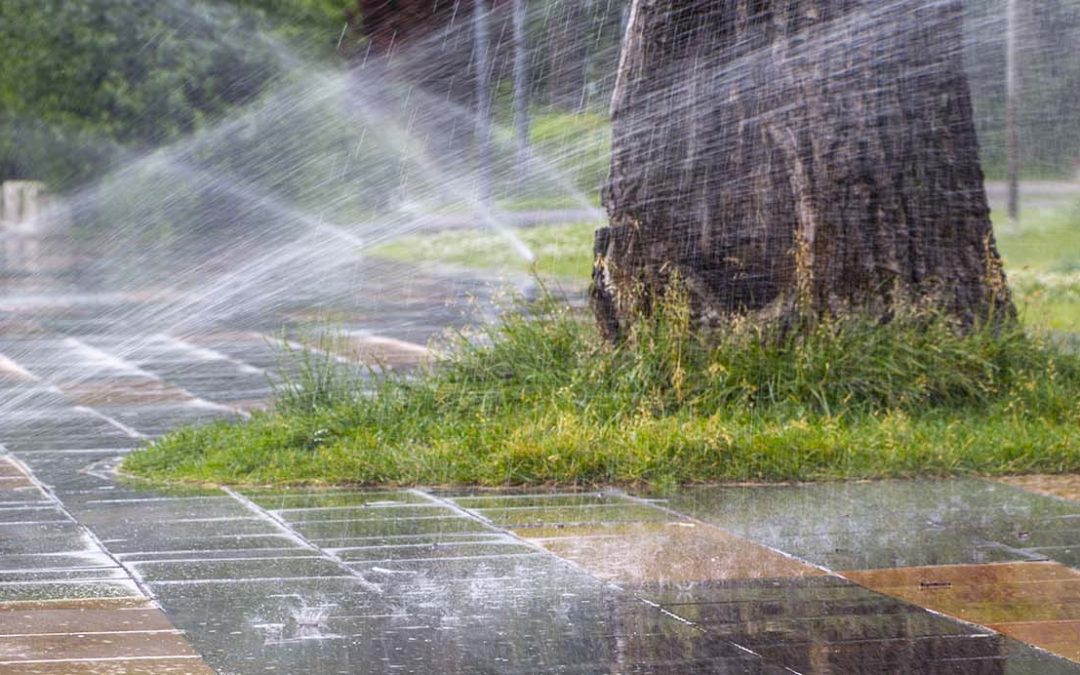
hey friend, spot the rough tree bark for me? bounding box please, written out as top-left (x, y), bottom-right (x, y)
top-left (592, 0), bottom-right (1014, 342)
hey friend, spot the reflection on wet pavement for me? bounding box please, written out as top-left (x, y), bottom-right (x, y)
top-left (846, 561), bottom-right (1080, 661)
top-left (4, 271), bottom-right (1080, 672)
top-left (0, 457), bottom-right (216, 673)
top-left (999, 474), bottom-right (1080, 504)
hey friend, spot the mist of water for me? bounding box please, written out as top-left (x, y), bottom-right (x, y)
top-left (0, 0), bottom-right (1077, 420)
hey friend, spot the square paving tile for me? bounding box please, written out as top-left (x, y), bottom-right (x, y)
top-left (654, 480), bottom-right (1080, 570)
top-left (0, 598), bottom-right (215, 674)
top-left (518, 521), bottom-right (824, 585)
top-left (844, 561), bottom-right (1080, 663)
top-left (999, 475), bottom-right (1080, 503)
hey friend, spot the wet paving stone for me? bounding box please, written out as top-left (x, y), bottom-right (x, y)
top-left (333, 540), bottom-right (538, 563)
top-left (58, 377), bottom-right (196, 407)
top-left (513, 520), bottom-right (824, 585)
top-left (845, 561), bottom-right (1080, 661)
top-left (132, 556), bottom-right (346, 583)
top-left (0, 415), bottom-right (141, 452)
top-left (293, 515), bottom-right (493, 544)
top-left (0, 456), bottom-right (218, 672)
top-left (93, 519), bottom-right (290, 554)
top-left (150, 574), bottom-right (773, 674)
top-left (0, 598), bottom-right (173, 634)
top-left (472, 503), bottom-right (672, 528)
top-left (0, 630), bottom-right (197, 661)
top-left (999, 475), bottom-right (1080, 503)
top-left (275, 504), bottom-right (455, 522)
top-left (247, 489), bottom-right (432, 510)
top-left (0, 506), bottom-right (69, 524)
top-left (0, 599), bottom-right (215, 675)
top-left (0, 658), bottom-right (217, 674)
top-left (654, 480), bottom-right (1080, 570)
top-left (70, 496), bottom-right (253, 525)
top-left (7, 281), bottom-right (1080, 671)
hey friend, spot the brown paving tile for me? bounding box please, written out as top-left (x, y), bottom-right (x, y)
top-left (0, 656), bottom-right (216, 674)
top-left (999, 474), bottom-right (1080, 503)
top-left (844, 561), bottom-right (1080, 588)
top-left (0, 632), bottom-right (198, 661)
top-left (225, 398), bottom-right (271, 413)
top-left (0, 458), bottom-right (35, 490)
top-left (0, 354), bottom-right (36, 382)
top-left (336, 334), bottom-right (430, 368)
top-left (0, 599), bottom-right (214, 672)
top-left (0, 460), bottom-right (26, 478)
top-left (518, 521), bottom-right (826, 584)
top-left (0, 599), bottom-right (153, 612)
top-left (58, 378), bottom-right (194, 406)
top-left (0, 606), bottom-right (173, 636)
top-left (988, 620), bottom-right (1080, 661)
top-left (0, 318), bottom-right (46, 336)
top-left (844, 561), bottom-right (1080, 663)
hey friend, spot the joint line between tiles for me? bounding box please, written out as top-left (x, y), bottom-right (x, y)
top-left (409, 488), bottom-right (776, 667)
top-left (221, 486), bottom-right (383, 593)
top-left (3, 454), bottom-right (159, 604)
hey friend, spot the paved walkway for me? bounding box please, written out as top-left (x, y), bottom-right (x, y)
top-left (3, 262), bottom-right (1080, 673)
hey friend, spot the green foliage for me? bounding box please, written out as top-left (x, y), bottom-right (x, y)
top-left (125, 292), bottom-right (1080, 487)
top-left (0, 0), bottom-right (352, 188)
top-left (272, 332), bottom-right (364, 415)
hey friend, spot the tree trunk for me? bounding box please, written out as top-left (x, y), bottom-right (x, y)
top-left (473, 0), bottom-right (493, 205)
top-left (592, 0), bottom-right (1013, 342)
top-left (543, 1), bottom-right (588, 109)
top-left (512, 0), bottom-right (531, 179)
top-left (352, 0), bottom-right (481, 104)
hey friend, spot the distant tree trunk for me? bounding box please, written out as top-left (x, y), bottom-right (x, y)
top-left (512, 0), bottom-right (531, 178)
top-left (1006, 0), bottom-right (1021, 222)
top-left (592, 0), bottom-right (1014, 342)
top-left (473, 0), bottom-right (493, 205)
top-left (544, 1), bottom-right (588, 109)
top-left (352, 0), bottom-right (478, 104)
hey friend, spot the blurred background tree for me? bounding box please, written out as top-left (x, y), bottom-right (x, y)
top-left (1, 0), bottom-right (1077, 195)
top-left (0, 0), bottom-right (351, 189)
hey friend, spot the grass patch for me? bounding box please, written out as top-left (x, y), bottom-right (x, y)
top-left (124, 290), bottom-right (1080, 488)
top-left (995, 199), bottom-right (1080, 333)
top-left (370, 220), bottom-right (597, 280)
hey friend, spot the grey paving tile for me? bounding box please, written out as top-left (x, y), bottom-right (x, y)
top-left (153, 577), bottom-right (767, 675)
top-left (334, 540), bottom-right (537, 563)
top-left (0, 522), bottom-right (98, 557)
top-left (0, 551), bottom-right (117, 573)
top-left (133, 556), bottom-right (345, 583)
top-left (0, 579), bottom-right (141, 602)
top-left (296, 515), bottom-right (493, 543)
top-left (243, 489), bottom-right (431, 510)
top-left (653, 480), bottom-right (1080, 570)
top-left (92, 404), bottom-right (237, 437)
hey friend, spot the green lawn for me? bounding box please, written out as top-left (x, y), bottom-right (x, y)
top-left (371, 220), bottom-right (597, 280)
top-left (125, 293), bottom-right (1080, 488)
top-left (995, 201), bottom-right (1080, 333)
top-left (126, 190), bottom-right (1080, 489)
